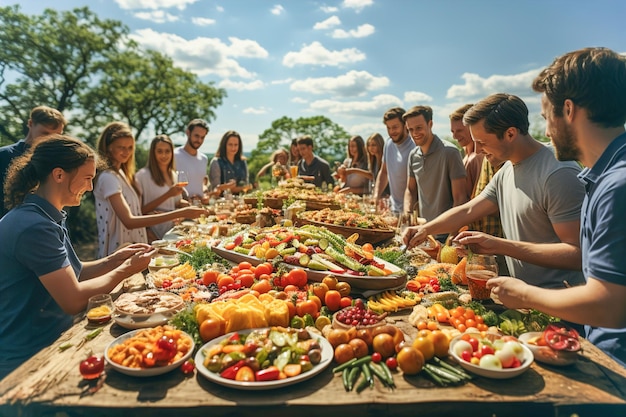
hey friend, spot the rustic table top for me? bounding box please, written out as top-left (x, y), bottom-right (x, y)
top-left (1, 274), bottom-right (626, 417)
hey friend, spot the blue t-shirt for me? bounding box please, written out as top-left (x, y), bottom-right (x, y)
top-left (579, 132), bottom-right (626, 367)
top-left (0, 140), bottom-right (28, 217)
top-left (298, 155), bottom-right (335, 188)
top-left (0, 194), bottom-right (82, 378)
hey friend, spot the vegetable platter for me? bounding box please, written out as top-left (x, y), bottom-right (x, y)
top-left (295, 216), bottom-right (395, 245)
top-left (213, 224), bottom-right (407, 292)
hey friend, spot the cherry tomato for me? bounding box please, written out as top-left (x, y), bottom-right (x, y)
top-left (180, 359), bottom-right (195, 375)
top-left (79, 355), bottom-right (104, 380)
top-left (543, 323), bottom-right (581, 351)
top-left (286, 268), bottom-right (308, 288)
top-left (371, 352), bottom-right (382, 363)
top-left (385, 356), bottom-right (398, 370)
top-left (254, 263), bottom-right (272, 278)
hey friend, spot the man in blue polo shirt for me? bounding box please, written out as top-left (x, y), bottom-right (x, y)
top-left (296, 135), bottom-right (334, 189)
top-left (0, 105), bottom-right (66, 217)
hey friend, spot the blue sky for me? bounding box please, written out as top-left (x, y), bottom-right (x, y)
top-left (6, 0), bottom-right (626, 153)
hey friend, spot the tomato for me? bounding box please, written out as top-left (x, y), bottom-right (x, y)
top-left (235, 366), bottom-right (256, 382)
top-left (543, 323), bottom-right (581, 352)
top-left (286, 301), bottom-right (297, 319)
top-left (480, 345), bottom-right (495, 356)
top-left (339, 296), bottom-right (352, 309)
top-left (238, 261), bottom-right (253, 271)
top-left (217, 275), bottom-right (235, 289)
top-left (238, 273), bottom-right (255, 289)
top-left (254, 263), bottom-right (272, 278)
top-left (224, 242), bottom-right (236, 250)
top-left (324, 290), bottom-right (342, 312)
top-left (335, 281), bottom-right (351, 297)
top-left (284, 284), bottom-right (299, 293)
top-left (251, 279), bottom-right (272, 294)
top-left (312, 282), bottom-right (329, 300)
top-left (466, 337), bottom-right (479, 352)
top-left (385, 356), bottom-right (398, 370)
top-left (202, 270), bottom-right (220, 286)
top-left (286, 268), bottom-right (308, 288)
top-left (255, 366), bottom-right (280, 381)
top-left (371, 352), bottom-right (382, 363)
top-left (362, 243), bottom-right (374, 253)
top-left (322, 275), bottom-right (338, 290)
top-left (296, 299), bottom-right (319, 317)
top-left (180, 359), bottom-right (195, 375)
top-left (200, 318), bottom-right (224, 342)
top-left (79, 355), bottom-right (104, 379)
top-left (308, 295), bottom-right (322, 310)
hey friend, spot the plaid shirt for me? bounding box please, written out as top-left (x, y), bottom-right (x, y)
top-left (469, 158), bottom-right (504, 237)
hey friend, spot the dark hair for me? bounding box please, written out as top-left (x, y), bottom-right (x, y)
top-left (215, 130), bottom-right (243, 160)
top-left (403, 106), bottom-right (433, 123)
top-left (366, 132), bottom-right (385, 172)
top-left (296, 135), bottom-right (314, 148)
top-left (4, 135), bottom-right (96, 210)
top-left (96, 121), bottom-right (136, 180)
top-left (147, 134), bottom-right (175, 186)
top-left (347, 135), bottom-right (367, 166)
top-left (463, 93), bottom-right (530, 138)
top-left (449, 104), bottom-right (474, 121)
top-left (29, 106), bottom-right (67, 129)
top-left (532, 47), bottom-right (626, 128)
top-left (383, 107), bottom-right (406, 124)
top-left (186, 118), bottom-right (209, 133)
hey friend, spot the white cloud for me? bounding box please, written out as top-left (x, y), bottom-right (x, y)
top-left (218, 79), bottom-right (265, 91)
top-left (243, 107), bottom-right (270, 115)
top-left (216, 6), bottom-right (224, 12)
top-left (321, 6), bottom-right (339, 13)
top-left (403, 91), bottom-right (433, 104)
top-left (282, 41), bottom-right (366, 68)
top-left (331, 23), bottom-right (375, 39)
top-left (134, 10), bottom-right (179, 23)
top-left (308, 93), bottom-right (403, 118)
top-left (115, 0), bottom-right (197, 10)
top-left (129, 29), bottom-right (268, 79)
top-left (342, 0), bottom-right (373, 13)
top-left (271, 5), bottom-right (285, 15)
top-left (346, 121), bottom-right (384, 137)
top-left (271, 78), bottom-right (293, 85)
top-left (291, 97), bottom-right (308, 104)
top-left (314, 16), bottom-right (341, 30)
top-left (290, 70), bottom-right (389, 97)
top-left (192, 17), bottom-right (216, 26)
top-left (446, 68), bottom-right (540, 99)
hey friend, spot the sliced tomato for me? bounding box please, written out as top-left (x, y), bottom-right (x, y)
top-left (543, 324), bottom-right (581, 352)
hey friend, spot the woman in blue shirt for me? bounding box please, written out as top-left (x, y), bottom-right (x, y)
top-left (208, 130), bottom-right (251, 195)
top-left (0, 135), bottom-right (155, 379)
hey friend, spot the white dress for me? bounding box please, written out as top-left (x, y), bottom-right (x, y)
top-left (93, 169), bottom-right (147, 257)
top-left (135, 168), bottom-right (181, 239)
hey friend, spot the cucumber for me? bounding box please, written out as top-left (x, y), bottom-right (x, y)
top-left (234, 246), bottom-right (249, 255)
top-left (318, 238), bottom-right (329, 250)
top-left (299, 254), bottom-right (310, 267)
top-left (291, 238), bottom-right (301, 249)
top-left (275, 242), bottom-right (287, 252)
top-left (303, 238), bottom-right (319, 247)
top-left (306, 259), bottom-right (329, 271)
top-left (279, 247), bottom-right (297, 256)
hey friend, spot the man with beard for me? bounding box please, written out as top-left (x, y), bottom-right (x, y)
top-left (174, 119), bottom-right (210, 204)
top-left (374, 107), bottom-right (415, 214)
top-left (403, 93), bottom-right (586, 291)
top-left (488, 47), bottom-right (626, 367)
top-left (403, 105), bottom-right (468, 228)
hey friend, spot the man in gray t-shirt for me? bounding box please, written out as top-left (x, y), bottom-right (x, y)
top-left (403, 94), bottom-right (585, 289)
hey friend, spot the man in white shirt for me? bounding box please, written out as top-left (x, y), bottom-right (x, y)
top-left (174, 119), bottom-right (209, 203)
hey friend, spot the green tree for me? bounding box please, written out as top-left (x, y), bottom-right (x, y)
top-left (249, 115), bottom-right (349, 180)
top-left (0, 5), bottom-right (129, 145)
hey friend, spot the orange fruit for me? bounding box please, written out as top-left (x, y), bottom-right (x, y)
top-left (396, 346), bottom-right (425, 375)
top-left (199, 318), bottom-right (224, 342)
top-left (327, 329), bottom-right (350, 348)
top-left (428, 330), bottom-right (450, 358)
top-left (334, 343), bottom-right (355, 364)
top-left (412, 336), bottom-right (435, 361)
top-left (348, 338), bottom-right (369, 358)
top-left (372, 333), bottom-right (395, 359)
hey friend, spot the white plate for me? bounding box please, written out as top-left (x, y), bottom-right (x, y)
top-left (448, 333), bottom-right (534, 379)
top-left (518, 332), bottom-right (579, 366)
top-left (104, 328), bottom-right (194, 377)
top-left (112, 312), bottom-right (174, 330)
top-left (195, 328), bottom-right (333, 390)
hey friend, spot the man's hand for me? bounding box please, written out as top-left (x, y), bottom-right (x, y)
top-left (455, 230), bottom-right (501, 254)
top-left (486, 276), bottom-right (530, 310)
top-left (403, 225), bottom-right (429, 249)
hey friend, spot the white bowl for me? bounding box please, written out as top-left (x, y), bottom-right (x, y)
top-left (104, 328), bottom-right (194, 377)
top-left (148, 255), bottom-right (180, 273)
top-left (448, 333), bottom-right (534, 379)
top-left (518, 332), bottom-right (579, 366)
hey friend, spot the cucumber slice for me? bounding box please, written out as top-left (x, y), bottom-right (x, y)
top-left (279, 247), bottom-right (297, 256)
top-left (306, 259), bottom-right (329, 271)
top-left (299, 254), bottom-right (310, 267)
top-left (275, 242), bottom-right (287, 252)
top-left (303, 238), bottom-right (319, 246)
top-left (318, 238), bottom-right (329, 250)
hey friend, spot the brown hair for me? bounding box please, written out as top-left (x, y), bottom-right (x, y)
top-left (29, 106), bottom-right (67, 129)
top-left (383, 107), bottom-right (406, 124)
top-left (402, 105), bottom-right (433, 123)
top-left (449, 104), bottom-right (474, 121)
top-left (532, 47), bottom-right (626, 128)
top-left (215, 130), bottom-right (244, 160)
top-left (296, 135), bottom-right (314, 148)
top-left (96, 121), bottom-right (137, 181)
top-left (347, 135), bottom-right (367, 166)
top-left (4, 135), bottom-right (96, 210)
top-left (463, 93), bottom-right (530, 138)
top-left (146, 134), bottom-right (176, 186)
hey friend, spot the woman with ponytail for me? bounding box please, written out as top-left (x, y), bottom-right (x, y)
top-left (0, 135), bottom-right (156, 379)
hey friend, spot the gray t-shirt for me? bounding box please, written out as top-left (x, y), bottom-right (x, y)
top-left (481, 144), bottom-right (585, 288)
top-left (383, 136), bottom-right (416, 213)
top-left (408, 135), bottom-right (466, 221)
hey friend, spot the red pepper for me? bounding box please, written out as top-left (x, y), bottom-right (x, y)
top-left (234, 235), bottom-right (244, 246)
top-left (329, 269), bottom-right (346, 274)
top-left (255, 366), bottom-right (280, 381)
top-left (220, 359), bottom-right (246, 380)
top-left (228, 332), bottom-right (241, 343)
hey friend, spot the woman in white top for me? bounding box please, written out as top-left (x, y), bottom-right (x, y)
top-left (335, 135), bottom-right (370, 195)
top-left (135, 135), bottom-right (189, 240)
top-left (93, 122), bottom-right (206, 257)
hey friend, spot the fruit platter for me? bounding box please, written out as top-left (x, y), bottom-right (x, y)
top-left (212, 224), bottom-right (407, 292)
top-left (295, 208), bottom-right (396, 245)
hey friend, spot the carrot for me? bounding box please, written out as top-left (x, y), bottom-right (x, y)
top-left (221, 344), bottom-right (246, 354)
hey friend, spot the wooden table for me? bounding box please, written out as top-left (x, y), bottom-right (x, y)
top-left (1, 274), bottom-right (626, 417)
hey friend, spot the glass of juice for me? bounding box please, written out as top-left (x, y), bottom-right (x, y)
top-left (176, 171), bottom-right (189, 187)
top-left (290, 165), bottom-right (298, 178)
top-left (465, 254), bottom-right (498, 301)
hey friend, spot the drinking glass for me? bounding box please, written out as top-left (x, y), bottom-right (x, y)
top-left (465, 254), bottom-right (498, 301)
top-left (290, 165), bottom-right (298, 178)
top-left (176, 171), bottom-right (189, 187)
top-left (86, 294), bottom-right (113, 325)
top-left (397, 213), bottom-right (412, 236)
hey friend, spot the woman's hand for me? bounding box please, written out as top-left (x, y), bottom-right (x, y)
top-left (168, 184), bottom-right (185, 197)
top-left (180, 206), bottom-right (209, 219)
top-left (120, 246), bottom-right (158, 275)
top-left (109, 243), bottom-right (153, 267)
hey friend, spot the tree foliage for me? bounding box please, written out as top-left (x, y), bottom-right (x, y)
top-left (248, 115), bottom-right (350, 180)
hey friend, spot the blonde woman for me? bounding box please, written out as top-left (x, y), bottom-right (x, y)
top-left (94, 122), bottom-right (206, 257)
